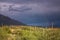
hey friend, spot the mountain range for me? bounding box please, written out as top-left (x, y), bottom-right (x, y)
top-left (0, 14), bottom-right (25, 26)
top-left (0, 14), bottom-right (60, 28)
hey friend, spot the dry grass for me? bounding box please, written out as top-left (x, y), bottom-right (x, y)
top-left (0, 25), bottom-right (60, 40)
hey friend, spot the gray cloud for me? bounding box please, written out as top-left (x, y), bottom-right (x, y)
top-left (9, 5), bottom-right (32, 12)
top-left (0, 0), bottom-right (60, 13)
top-left (0, 0), bottom-right (60, 11)
top-left (0, 0), bottom-right (60, 26)
top-left (0, 0), bottom-right (60, 5)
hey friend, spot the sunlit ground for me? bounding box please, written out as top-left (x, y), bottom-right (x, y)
top-left (0, 25), bottom-right (60, 40)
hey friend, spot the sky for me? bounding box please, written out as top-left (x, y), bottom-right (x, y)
top-left (0, 0), bottom-right (60, 26)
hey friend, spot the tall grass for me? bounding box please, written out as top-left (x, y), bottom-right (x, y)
top-left (0, 26), bottom-right (60, 40)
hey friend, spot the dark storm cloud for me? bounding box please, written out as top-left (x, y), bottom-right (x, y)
top-left (0, 0), bottom-right (60, 15)
top-left (0, 0), bottom-right (60, 5)
top-left (0, 0), bottom-right (60, 27)
top-left (9, 5), bottom-right (32, 12)
top-left (0, 0), bottom-right (41, 3)
top-left (46, 0), bottom-right (60, 7)
top-left (0, 0), bottom-right (42, 3)
top-left (0, 0), bottom-right (60, 10)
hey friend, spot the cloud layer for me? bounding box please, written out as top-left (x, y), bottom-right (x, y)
top-left (0, 0), bottom-right (60, 26)
top-left (0, 0), bottom-right (60, 13)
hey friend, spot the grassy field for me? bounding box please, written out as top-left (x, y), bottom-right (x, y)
top-left (0, 25), bottom-right (60, 40)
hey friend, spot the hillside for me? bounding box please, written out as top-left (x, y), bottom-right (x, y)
top-left (0, 14), bottom-right (25, 26)
top-left (0, 26), bottom-right (60, 40)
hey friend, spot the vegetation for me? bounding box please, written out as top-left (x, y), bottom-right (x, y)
top-left (0, 25), bottom-right (60, 40)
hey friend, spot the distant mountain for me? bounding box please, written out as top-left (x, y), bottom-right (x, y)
top-left (0, 14), bottom-right (25, 26)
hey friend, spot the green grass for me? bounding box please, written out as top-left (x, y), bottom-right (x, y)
top-left (0, 25), bottom-right (60, 40)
